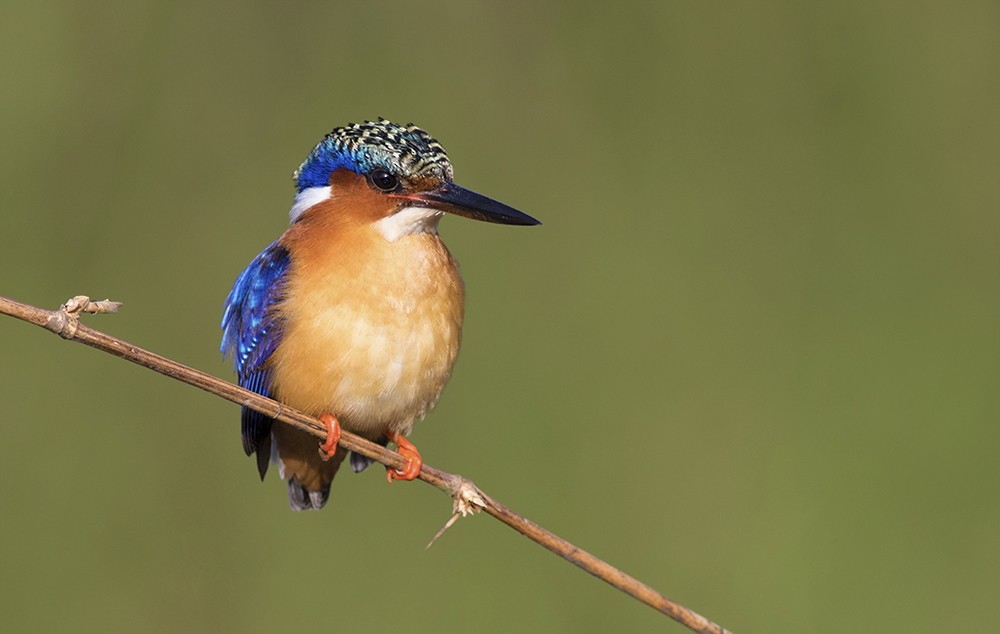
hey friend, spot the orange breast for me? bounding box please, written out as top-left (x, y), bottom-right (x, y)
top-left (270, 217), bottom-right (465, 439)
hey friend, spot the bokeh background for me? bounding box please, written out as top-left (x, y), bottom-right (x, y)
top-left (1, 2), bottom-right (997, 632)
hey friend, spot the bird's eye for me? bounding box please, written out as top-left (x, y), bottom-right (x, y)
top-left (369, 169), bottom-right (400, 192)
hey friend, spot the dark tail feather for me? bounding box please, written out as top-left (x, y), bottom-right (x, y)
top-left (241, 403), bottom-right (274, 480)
top-left (288, 478), bottom-right (331, 511)
top-left (349, 436), bottom-right (388, 473)
top-left (255, 434), bottom-right (272, 481)
top-left (349, 452), bottom-right (374, 473)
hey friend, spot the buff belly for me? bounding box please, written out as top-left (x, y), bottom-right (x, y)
top-left (269, 230), bottom-right (464, 440)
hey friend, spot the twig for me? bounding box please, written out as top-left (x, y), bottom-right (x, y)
top-left (0, 294), bottom-right (733, 634)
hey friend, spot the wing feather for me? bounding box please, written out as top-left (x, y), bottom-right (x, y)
top-left (221, 240), bottom-right (291, 478)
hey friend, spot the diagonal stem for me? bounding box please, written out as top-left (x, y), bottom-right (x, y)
top-left (0, 294), bottom-right (733, 634)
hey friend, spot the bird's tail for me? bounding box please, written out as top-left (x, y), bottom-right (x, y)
top-left (273, 424), bottom-right (348, 511)
top-left (287, 478), bottom-right (331, 511)
top-left (285, 445), bottom-right (348, 511)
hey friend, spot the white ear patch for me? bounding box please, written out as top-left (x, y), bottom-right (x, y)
top-left (375, 206), bottom-right (444, 241)
top-left (289, 186), bottom-right (332, 222)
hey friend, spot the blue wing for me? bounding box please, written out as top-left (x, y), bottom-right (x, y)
top-left (221, 240), bottom-right (291, 480)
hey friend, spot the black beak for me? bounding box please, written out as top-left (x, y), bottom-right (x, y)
top-left (405, 182), bottom-right (540, 226)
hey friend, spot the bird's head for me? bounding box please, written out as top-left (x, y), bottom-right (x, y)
top-left (289, 119), bottom-right (539, 240)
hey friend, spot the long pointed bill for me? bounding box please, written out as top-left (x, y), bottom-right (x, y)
top-left (404, 182), bottom-right (541, 226)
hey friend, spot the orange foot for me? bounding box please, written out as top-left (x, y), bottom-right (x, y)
top-left (318, 413), bottom-right (342, 461)
top-left (385, 431), bottom-right (422, 483)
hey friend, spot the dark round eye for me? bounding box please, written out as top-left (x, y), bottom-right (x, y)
top-left (369, 169), bottom-right (399, 192)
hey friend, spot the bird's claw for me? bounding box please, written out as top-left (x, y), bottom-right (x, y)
top-left (385, 432), bottom-right (422, 482)
top-left (318, 413), bottom-right (342, 460)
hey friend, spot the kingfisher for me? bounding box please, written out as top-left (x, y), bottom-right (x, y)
top-left (221, 119), bottom-right (539, 510)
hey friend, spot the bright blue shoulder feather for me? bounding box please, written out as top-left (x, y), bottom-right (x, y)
top-left (221, 240), bottom-right (290, 378)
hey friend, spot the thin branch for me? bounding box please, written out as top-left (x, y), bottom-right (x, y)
top-left (0, 294), bottom-right (733, 634)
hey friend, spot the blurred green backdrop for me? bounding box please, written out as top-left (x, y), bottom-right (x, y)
top-left (1, 2), bottom-right (997, 633)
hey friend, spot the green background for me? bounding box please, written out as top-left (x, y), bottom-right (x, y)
top-left (1, 2), bottom-right (997, 632)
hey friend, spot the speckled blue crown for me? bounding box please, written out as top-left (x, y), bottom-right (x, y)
top-left (294, 119), bottom-right (454, 192)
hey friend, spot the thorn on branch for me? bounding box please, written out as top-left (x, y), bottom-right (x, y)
top-left (451, 477), bottom-right (487, 517)
top-left (426, 477), bottom-right (487, 549)
top-left (44, 295), bottom-right (122, 340)
top-left (62, 295), bottom-right (122, 316)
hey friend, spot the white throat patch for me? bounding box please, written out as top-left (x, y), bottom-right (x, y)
top-left (375, 206), bottom-right (444, 241)
top-left (289, 186), bottom-right (332, 222)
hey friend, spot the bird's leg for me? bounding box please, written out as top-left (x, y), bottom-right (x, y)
top-left (318, 413), bottom-right (342, 460)
top-left (385, 431), bottom-right (422, 482)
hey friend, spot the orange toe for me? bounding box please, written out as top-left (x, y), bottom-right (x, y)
top-left (318, 413), bottom-right (342, 461)
top-left (385, 432), bottom-right (422, 482)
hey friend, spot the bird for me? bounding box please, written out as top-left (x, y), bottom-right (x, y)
top-left (221, 119), bottom-right (540, 510)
